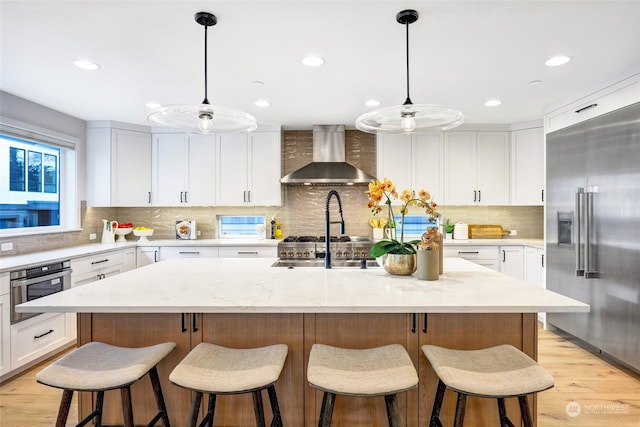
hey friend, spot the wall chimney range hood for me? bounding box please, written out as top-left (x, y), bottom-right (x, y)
top-left (280, 125), bottom-right (376, 185)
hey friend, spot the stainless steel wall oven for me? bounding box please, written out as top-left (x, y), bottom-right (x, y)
top-left (10, 260), bottom-right (71, 323)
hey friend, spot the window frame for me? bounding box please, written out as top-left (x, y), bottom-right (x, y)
top-left (0, 118), bottom-right (79, 237)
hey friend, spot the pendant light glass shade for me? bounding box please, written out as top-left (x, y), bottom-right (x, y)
top-left (355, 10), bottom-right (464, 134)
top-left (147, 12), bottom-right (258, 133)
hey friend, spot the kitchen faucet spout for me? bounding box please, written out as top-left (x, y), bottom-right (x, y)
top-left (325, 190), bottom-right (345, 269)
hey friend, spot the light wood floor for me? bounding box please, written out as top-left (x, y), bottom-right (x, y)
top-left (1, 327), bottom-right (639, 426)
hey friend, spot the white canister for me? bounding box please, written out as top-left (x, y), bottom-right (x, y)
top-left (453, 222), bottom-right (469, 240)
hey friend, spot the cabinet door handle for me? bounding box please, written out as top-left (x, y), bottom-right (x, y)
top-left (478, 190), bottom-right (481, 202)
top-left (184, 191), bottom-right (188, 203)
top-left (473, 190), bottom-right (477, 202)
top-left (411, 313), bottom-right (416, 334)
top-left (180, 191), bottom-right (183, 203)
top-left (247, 190), bottom-right (251, 203)
top-left (154, 250), bottom-right (158, 263)
top-left (34, 329), bottom-right (54, 339)
top-left (575, 103), bottom-right (598, 114)
top-left (179, 251), bottom-right (200, 255)
top-left (91, 259), bottom-right (109, 265)
top-left (243, 191), bottom-right (247, 202)
top-left (541, 189), bottom-right (545, 202)
top-left (423, 313), bottom-right (428, 334)
top-left (192, 313), bottom-right (198, 332)
top-left (237, 251), bottom-right (258, 255)
top-left (181, 313), bottom-right (187, 333)
top-left (148, 192), bottom-right (151, 204)
top-left (541, 254), bottom-right (545, 268)
top-left (458, 251), bottom-right (479, 255)
top-left (502, 250), bottom-right (506, 262)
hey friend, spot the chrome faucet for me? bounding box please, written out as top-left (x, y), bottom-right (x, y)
top-left (325, 190), bottom-right (345, 269)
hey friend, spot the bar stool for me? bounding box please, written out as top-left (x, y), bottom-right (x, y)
top-left (422, 344), bottom-right (554, 427)
top-left (36, 341), bottom-right (176, 427)
top-left (169, 342), bottom-right (288, 427)
top-left (307, 343), bottom-right (418, 427)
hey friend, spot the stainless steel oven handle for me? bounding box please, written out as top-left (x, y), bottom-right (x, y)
top-left (575, 188), bottom-right (584, 276)
top-left (11, 269), bottom-right (72, 288)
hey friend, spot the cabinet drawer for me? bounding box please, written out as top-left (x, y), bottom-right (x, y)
top-left (219, 247), bottom-right (277, 258)
top-left (545, 74), bottom-right (640, 133)
top-left (444, 246), bottom-right (498, 260)
top-left (71, 250), bottom-right (123, 276)
top-left (160, 246), bottom-right (219, 260)
top-left (11, 313), bottom-right (68, 369)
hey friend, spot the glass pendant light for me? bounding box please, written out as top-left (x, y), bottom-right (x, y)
top-left (355, 10), bottom-right (464, 134)
top-left (148, 12), bottom-right (258, 133)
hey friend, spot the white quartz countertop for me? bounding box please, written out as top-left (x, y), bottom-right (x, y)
top-left (17, 257), bottom-right (587, 315)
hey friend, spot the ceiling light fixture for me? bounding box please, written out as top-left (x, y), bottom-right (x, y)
top-left (73, 59), bottom-right (100, 70)
top-left (147, 12), bottom-right (257, 133)
top-left (355, 10), bottom-right (464, 134)
top-left (365, 100), bottom-right (381, 107)
top-left (254, 100), bottom-right (271, 107)
top-left (484, 99), bottom-right (502, 107)
top-left (145, 102), bottom-right (161, 109)
top-left (545, 55), bottom-right (571, 67)
top-left (302, 56), bottom-right (324, 67)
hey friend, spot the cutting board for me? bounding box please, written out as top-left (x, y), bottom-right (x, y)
top-left (468, 224), bottom-right (510, 239)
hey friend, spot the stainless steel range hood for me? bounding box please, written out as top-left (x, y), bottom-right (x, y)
top-left (280, 125), bottom-right (376, 185)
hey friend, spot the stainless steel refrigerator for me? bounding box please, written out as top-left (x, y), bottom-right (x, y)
top-left (546, 101), bottom-right (640, 372)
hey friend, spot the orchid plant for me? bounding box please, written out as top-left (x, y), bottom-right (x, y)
top-left (366, 178), bottom-right (438, 257)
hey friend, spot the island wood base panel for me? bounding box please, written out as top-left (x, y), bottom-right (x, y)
top-left (77, 312), bottom-right (538, 427)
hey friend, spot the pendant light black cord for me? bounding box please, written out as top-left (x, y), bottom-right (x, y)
top-left (202, 22), bottom-right (210, 105)
top-left (403, 19), bottom-right (413, 106)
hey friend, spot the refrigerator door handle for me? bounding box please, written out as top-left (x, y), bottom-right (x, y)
top-left (585, 189), bottom-right (599, 279)
top-left (575, 188), bottom-right (585, 277)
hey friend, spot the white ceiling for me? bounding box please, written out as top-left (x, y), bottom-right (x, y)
top-left (2, 0), bottom-right (640, 130)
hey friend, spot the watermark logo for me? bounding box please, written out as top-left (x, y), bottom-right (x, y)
top-left (566, 401), bottom-right (581, 417)
top-left (565, 400), bottom-right (630, 417)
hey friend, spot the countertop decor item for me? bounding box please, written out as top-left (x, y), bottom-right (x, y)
top-left (133, 227), bottom-right (154, 242)
top-left (366, 178), bottom-right (438, 268)
top-left (355, 9), bottom-right (464, 134)
top-left (147, 11), bottom-right (257, 133)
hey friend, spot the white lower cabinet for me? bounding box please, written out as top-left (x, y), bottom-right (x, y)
top-left (218, 246), bottom-right (277, 258)
top-left (71, 250), bottom-right (125, 288)
top-left (524, 246), bottom-right (546, 323)
top-left (159, 246), bottom-right (219, 261)
top-left (499, 246), bottom-right (524, 280)
top-left (443, 246), bottom-right (500, 271)
top-left (0, 292), bottom-right (10, 377)
top-left (137, 246), bottom-right (159, 267)
top-left (10, 312), bottom-right (68, 371)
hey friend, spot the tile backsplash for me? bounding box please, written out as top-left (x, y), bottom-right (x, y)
top-left (1, 130), bottom-right (543, 257)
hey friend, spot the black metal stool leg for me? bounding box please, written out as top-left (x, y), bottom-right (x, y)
top-left (497, 398), bottom-right (516, 427)
top-left (253, 390), bottom-right (266, 427)
top-left (267, 385), bottom-right (283, 427)
top-left (147, 366), bottom-right (171, 427)
top-left (187, 391), bottom-right (202, 427)
top-left (453, 393), bottom-right (466, 427)
top-left (430, 379), bottom-right (446, 427)
top-left (384, 394), bottom-right (403, 427)
top-left (318, 392), bottom-right (335, 427)
top-left (55, 390), bottom-right (74, 427)
top-left (94, 391), bottom-right (104, 427)
top-left (518, 396), bottom-right (534, 427)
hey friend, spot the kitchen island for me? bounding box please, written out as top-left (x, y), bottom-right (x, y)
top-left (18, 257), bottom-right (587, 427)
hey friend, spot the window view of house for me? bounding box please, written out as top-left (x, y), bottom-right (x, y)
top-left (1, 134), bottom-right (60, 229)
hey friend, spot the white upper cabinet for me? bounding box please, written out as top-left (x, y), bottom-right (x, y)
top-left (444, 131), bottom-right (509, 205)
top-left (86, 122), bottom-right (152, 207)
top-left (153, 133), bottom-right (216, 206)
top-left (216, 129), bottom-right (282, 206)
top-left (377, 133), bottom-right (444, 203)
top-left (510, 127), bottom-right (544, 205)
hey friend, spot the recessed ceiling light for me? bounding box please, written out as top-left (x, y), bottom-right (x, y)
top-left (302, 56), bottom-right (324, 67)
top-left (145, 102), bottom-right (161, 109)
top-left (252, 81), bottom-right (264, 87)
top-left (484, 99), bottom-right (502, 107)
top-left (73, 59), bottom-right (100, 70)
top-left (545, 55), bottom-right (571, 67)
top-left (529, 80), bottom-right (542, 86)
top-left (255, 100), bottom-right (271, 107)
top-left (365, 100), bottom-right (381, 107)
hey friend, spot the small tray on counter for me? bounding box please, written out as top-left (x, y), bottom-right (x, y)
top-left (468, 224), bottom-right (510, 239)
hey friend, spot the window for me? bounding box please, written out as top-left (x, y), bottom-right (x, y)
top-left (218, 215), bottom-right (266, 238)
top-left (1, 122), bottom-right (77, 234)
top-left (393, 215), bottom-right (438, 239)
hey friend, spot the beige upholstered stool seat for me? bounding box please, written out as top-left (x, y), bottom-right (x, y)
top-left (307, 344), bottom-right (418, 427)
top-left (36, 341), bottom-right (176, 427)
top-left (169, 342), bottom-right (288, 393)
top-left (37, 341), bottom-right (176, 391)
top-left (422, 344), bottom-right (554, 397)
top-left (422, 344), bottom-right (554, 427)
top-left (308, 343), bottom-right (418, 396)
top-left (170, 342), bottom-right (288, 427)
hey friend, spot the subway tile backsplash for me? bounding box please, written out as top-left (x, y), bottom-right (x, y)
top-left (1, 130), bottom-right (543, 256)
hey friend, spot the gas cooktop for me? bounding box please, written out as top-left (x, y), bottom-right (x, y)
top-left (277, 235), bottom-right (373, 261)
top-left (282, 235), bottom-right (351, 243)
